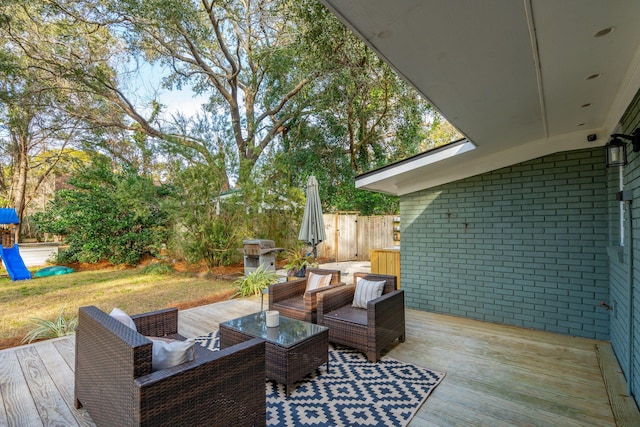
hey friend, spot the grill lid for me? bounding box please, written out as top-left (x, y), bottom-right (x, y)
top-left (242, 239), bottom-right (275, 248)
top-left (241, 239), bottom-right (282, 256)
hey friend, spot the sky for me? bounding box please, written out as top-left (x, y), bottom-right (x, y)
top-left (128, 61), bottom-right (208, 119)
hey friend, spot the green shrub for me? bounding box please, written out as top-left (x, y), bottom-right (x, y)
top-left (169, 164), bottom-right (247, 268)
top-left (33, 159), bottom-right (173, 266)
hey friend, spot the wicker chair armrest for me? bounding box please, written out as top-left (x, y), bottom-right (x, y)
top-left (367, 290), bottom-right (405, 326)
top-left (136, 337), bottom-right (264, 383)
top-left (303, 281), bottom-right (346, 299)
top-left (135, 337), bottom-right (266, 426)
top-left (317, 285), bottom-right (356, 324)
top-left (132, 307), bottom-right (179, 337)
top-left (303, 282), bottom-right (347, 313)
top-left (269, 279), bottom-right (306, 305)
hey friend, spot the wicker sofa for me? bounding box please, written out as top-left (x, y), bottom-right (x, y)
top-left (74, 306), bottom-right (266, 427)
top-left (317, 273), bottom-right (405, 362)
top-left (268, 268), bottom-right (343, 323)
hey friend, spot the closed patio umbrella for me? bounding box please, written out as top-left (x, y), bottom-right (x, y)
top-left (298, 175), bottom-right (326, 259)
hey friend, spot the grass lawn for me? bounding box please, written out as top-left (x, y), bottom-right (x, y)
top-left (0, 265), bottom-right (239, 350)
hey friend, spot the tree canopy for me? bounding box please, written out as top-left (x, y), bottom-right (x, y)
top-left (1, 0), bottom-right (461, 263)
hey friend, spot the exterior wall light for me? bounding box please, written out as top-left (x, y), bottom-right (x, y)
top-left (605, 128), bottom-right (640, 167)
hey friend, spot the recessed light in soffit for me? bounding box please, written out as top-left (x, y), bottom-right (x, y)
top-left (577, 28), bottom-right (614, 129)
top-left (593, 27), bottom-right (615, 38)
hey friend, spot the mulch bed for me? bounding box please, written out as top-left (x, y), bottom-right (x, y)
top-left (0, 336), bottom-right (24, 351)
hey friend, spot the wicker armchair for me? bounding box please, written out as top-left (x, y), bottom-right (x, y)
top-left (75, 306), bottom-right (266, 427)
top-left (317, 273), bottom-right (405, 362)
top-left (268, 268), bottom-right (343, 323)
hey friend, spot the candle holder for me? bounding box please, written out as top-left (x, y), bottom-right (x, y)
top-left (265, 310), bottom-right (280, 327)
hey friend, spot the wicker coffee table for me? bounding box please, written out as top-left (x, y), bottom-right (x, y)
top-left (219, 312), bottom-right (329, 397)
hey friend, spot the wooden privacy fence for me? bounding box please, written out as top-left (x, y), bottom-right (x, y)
top-left (316, 213), bottom-right (399, 261)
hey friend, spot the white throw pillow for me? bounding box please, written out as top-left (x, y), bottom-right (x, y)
top-left (306, 272), bottom-right (332, 292)
top-left (352, 279), bottom-right (386, 308)
top-left (147, 337), bottom-right (195, 371)
top-left (109, 308), bottom-right (137, 331)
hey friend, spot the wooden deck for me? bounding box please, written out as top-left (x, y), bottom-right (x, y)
top-left (1, 296), bottom-right (639, 426)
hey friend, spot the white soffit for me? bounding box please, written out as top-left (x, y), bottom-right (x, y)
top-left (356, 139), bottom-right (476, 193)
top-left (322, 0), bottom-right (640, 195)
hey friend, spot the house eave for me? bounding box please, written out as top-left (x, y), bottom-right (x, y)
top-left (356, 127), bottom-right (604, 196)
top-left (325, 0), bottom-right (640, 196)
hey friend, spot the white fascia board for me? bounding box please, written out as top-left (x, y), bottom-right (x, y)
top-left (356, 128), bottom-right (605, 196)
top-left (355, 139), bottom-right (476, 189)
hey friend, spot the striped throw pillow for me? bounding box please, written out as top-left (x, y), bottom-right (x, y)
top-left (352, 279), bottom-right (385, 308)
top-left (306, 272), bottom-right (332, 292)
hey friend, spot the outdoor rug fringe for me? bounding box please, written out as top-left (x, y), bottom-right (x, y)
top-left (196, 331), bottom-right (445, 427)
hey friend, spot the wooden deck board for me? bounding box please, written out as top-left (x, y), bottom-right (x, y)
top-left (0, 297), bottom-right (638, 426)
top-left (52, 336), bottom-right (76, 369)
top-left (386, 311), bottom-right (628, 426)
top-left (0, 349), bottom-right (43, 426)
top-left (36, 341), bottom-right (95, 426)
top-left (15, 345), bottom-right (79, 426)
top-left (597, 343), bottom-right (640, 427)
top-left (0, 357), bottom-right (8, 427)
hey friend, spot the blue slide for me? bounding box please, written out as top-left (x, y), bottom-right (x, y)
top-left (1, 244), bottom-right (32, 280)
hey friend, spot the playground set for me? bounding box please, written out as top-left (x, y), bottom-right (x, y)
top-left (0, 208), bottom-right (31, 281)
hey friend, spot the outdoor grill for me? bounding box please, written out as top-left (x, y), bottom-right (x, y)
top-left (241, 239), bottom-right (283, 276)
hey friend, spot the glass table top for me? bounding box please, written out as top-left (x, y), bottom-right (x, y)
top-left (220, 311), bottom-right (328, 348)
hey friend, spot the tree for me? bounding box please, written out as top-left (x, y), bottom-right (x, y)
top-left (290, 3), bottom-right (430, 171)
top-left (1, 0), bottom-right (173, 181)
top-left (11, 0), bottom-right (317, 190)
top-left (0, 6), bottom-right (88, 229)
top-left (1, 0), bottom-right (182, 231)
top-left (423, 116), bottom-right (463, 151)
top-left (269, 2), bottom-right (433, 214)
top-left (3, 0), bottom-right (460, 250)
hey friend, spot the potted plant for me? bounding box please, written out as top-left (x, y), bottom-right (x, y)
top-left (282, 247), bottom-right (318, 277)
top-left (233, 264), bottom-right (280, 297)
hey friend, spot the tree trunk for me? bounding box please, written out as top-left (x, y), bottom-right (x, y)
top-left (11, 135), bottom-right (30, 241)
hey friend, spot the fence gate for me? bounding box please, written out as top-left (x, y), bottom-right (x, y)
top-left (318, 213), bottom-right (396, 261)
top-left (335, 212), bottom-right (358, 261)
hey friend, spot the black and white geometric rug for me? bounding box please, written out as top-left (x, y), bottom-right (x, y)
top-left (196, 332), bottom-right (445, 427)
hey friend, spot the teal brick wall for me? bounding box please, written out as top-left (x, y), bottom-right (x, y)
top-left (608, 89), bottom-right (640, 401)
top-left (400, 148), bottom-right (609, 339)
